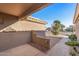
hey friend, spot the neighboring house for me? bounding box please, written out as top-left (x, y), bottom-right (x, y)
top-left (73, 3), bottom-right (79, 41)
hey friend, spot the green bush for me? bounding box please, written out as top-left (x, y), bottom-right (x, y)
top-left (65, 34), bottom-right (79, 56)
top-left (51, 20), bottom-right (61, 35)
top-left (65, 41), bottom-right (79, 46)
top-left (68, 34), bottom-right (77, 41)
top-left (51, 31), bottom-right (59, 35)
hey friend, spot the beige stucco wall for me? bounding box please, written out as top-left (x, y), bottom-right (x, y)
top-left (74, 4), bottom-right (79, 23)
top-left (74, 21), bottom-right (79, 41)
top-left (0, 13), bottom-right (46, 32)
top-left (6, 20), bottom-right (46, 31)
top-left (0, 31), bottom-right (31, 52)
top-left (0, 13), bottom-right (18, 32)
top-left (74, 4), bottom-right (79, 41)
top-left (73, 4), bottom-right (79, 41)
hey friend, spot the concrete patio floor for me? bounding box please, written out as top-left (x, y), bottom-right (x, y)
top-left (0, 44), bottom-right (46, 56)
top-left (0, 37), bottom-right (70, 56)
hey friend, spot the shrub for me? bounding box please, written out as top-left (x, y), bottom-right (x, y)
top-left (68, 34), bottom-right (77, 41)
top-left (65, 41), bottom-right (79, 46)
top-left (51, 30), bottom-right (59, 35)
top-left (65, 34), bottom-right (79, 56)
top-left (51, 20), bottom-right (61, 35)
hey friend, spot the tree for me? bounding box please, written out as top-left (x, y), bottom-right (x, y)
top-left (51, 20), bottom-right (61, 35)
top-left (65, 25), bottom-right (73, 32)
top-left (60, 24), bottom-right (65, 31)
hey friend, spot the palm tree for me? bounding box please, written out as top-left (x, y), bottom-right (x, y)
top-left (51, 20), bottom-right (61, 35)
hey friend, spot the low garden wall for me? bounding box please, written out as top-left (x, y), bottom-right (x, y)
top-left (31, 31), bottom-right (62, 49)
top-left (0, 31), bottom-right (31, 51)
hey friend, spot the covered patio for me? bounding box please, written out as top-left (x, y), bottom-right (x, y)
top-left (0, 3), bottom-right (69, 56)
top-left (0, 3), bottom-right (51, 52)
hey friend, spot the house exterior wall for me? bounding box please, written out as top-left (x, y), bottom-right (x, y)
top-left (0, 13), bottom-right (46, 32)
top-left (7, 20), bottom-right (46, 31)
top-left (74, 21), bottom-right (79, 41)
top-left (73, 4), bottom-right (79, 23)
top-left (73, 4), bottom-right (79, 41)
top-left (0, 13), bottom-right (18, 32)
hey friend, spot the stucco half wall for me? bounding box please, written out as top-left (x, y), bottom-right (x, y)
top-left (0, 31), bottom-right (31, 52)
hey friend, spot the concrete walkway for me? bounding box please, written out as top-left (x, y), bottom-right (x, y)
top-left (47, 37), bottom-right (70, 56)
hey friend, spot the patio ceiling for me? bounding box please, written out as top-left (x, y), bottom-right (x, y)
top-left (0, 3), bottom-right (50, 18)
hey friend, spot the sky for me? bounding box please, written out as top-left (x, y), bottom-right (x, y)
top-left (32, 3), bottom-right (76, 28)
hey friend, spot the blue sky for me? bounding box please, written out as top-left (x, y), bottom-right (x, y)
top-left (32, 3), bottom-right (76, 27)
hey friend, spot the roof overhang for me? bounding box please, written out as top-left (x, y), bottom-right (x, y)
top-left (0, 3), bottom-right (50, 18)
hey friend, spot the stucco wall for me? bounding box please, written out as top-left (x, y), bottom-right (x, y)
top-left (8, 20), bottom-right (46, 31)
top-left (0, 13), bottom-right (18, 32)
top-left (74, 4), bottom-right (79, 23)
top-left (74, 22), bottom-right (79, 41)
top-left (0, 13), bottom-right (46, 31)
top-left (0, 31), bottom-right (31, 52)
top-left (74, 4), bottom-right (79, 42)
